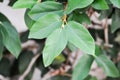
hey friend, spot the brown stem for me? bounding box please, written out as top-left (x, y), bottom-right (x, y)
top-left (104, 18), bottom-right (109, 45)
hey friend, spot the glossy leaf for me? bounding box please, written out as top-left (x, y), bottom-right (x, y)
top-left (66, 0), bottom-right (94, 14)
top-left (95, 54), bottom-right (120, 77)
top-left (72, 54), bottom-right (94, 80)
top-left (110, 0), bottom-right (120, 8)
top-left (66, 21), bottom-right (95, 55)
top-left (29, 13), bottom-right (62, 39)
top-left (43, 28), bottom-right (67, 67)
top-left (29, 1), bottom-right (64, 20)
top-left (92, 0), bottom-right (109, 10)
top-left (0, 22), bottom-right (21, 58)
top-left (13, 0), bottom-right (37, 9)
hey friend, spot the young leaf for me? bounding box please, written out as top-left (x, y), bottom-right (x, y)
top-left (110, 0), bottom-right (120, 8)
top-left (95, 54), bottom-right (120, 77)
top-left (72, 54), bottom-right (94, 80)
top-left (0, 22), bottom-right (21, 58)
top-left (92, 0), bottom-right (109, 10)
top-left (29, 1), bottom-right (64, 20)
top-left (13, 0), bottom-right (37, 9)
top-left (66, 21), bottom-right (95, 55)
top-left (66, 0), bottom-right (94, 14)
top-left (29, 13), bottom-right (62, 39)
top-left (43, 28), bottom-right (67, 67)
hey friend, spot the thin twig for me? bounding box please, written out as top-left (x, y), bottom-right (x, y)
top-left (104, 18), bottom-right (109, 45)
top-left (18, 53), bottom-right (40, 80)
top-left (41, 65), bottom-right (71, 80)
top-left (61, 73), bottom-right (72, 77)
top-left (103, 19), bottom-right (113, 48)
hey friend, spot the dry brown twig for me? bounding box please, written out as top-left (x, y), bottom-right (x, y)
top-left (41, 65), bottom-right (71, 80)
top-left (103, 18), bottom-right (113, 48)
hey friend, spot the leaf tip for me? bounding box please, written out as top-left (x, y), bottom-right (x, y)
top-left (43, 58), bottom-right (51, 67)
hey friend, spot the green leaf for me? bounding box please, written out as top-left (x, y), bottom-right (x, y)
top-left (111, 9), bottom-right (120, 33)
top-left (43, 28), bottom-right (68, 67)
top-left (66, 0), bottom-right (94, 14)
top-left (99, 8), bottom-right (113, 20)
top-left (18, 51), bottom-right (35, 80)
top-left (52, 54), bottom-right (65, 65)
top-left (0, 22), bottom-right (21, 58)
top-left (19, 51), bottom-right (34, 73)
top-left (0, 13), bottom-right (10, 23)
top-left (115, 32), bottom-right (120, 44)
top-left (92, 0), bottom-right (109, 10)
top-left (29, 1), bottom-right (64, 20)
top-left (84, 75), bottom-right (97, 80)
top-left (13, 0), bottom-right (37, 9)
top-left (95, 45), bottom-right (102, 56)
top-left (67, 42), bottom-right (77, 51)
top-left (8, 0), bottom-right (17, 6)
top-left (66, 21), bottom-right (95, 55)
top-left (29, 13), bottom-right (62, 39)
top-left (0, 58), bottom-right (11, 76)
top-left (50, 75), bottom-right (70, 80)
top-left (95, 54), bottom-right (120, 77)
top-left (72, 54), bottom-right (94, 80)
top-left (70, 12), bottom-right (91, 24)
top-left (0, 33), bottom-right (3, 60)
top-left (24, 9), bottom-right (35, 29)
top-left (110, 0), bottom-right (120, 8)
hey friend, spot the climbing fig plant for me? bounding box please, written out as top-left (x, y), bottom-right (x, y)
top-left (0, 0), bottom-right (120, 80)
